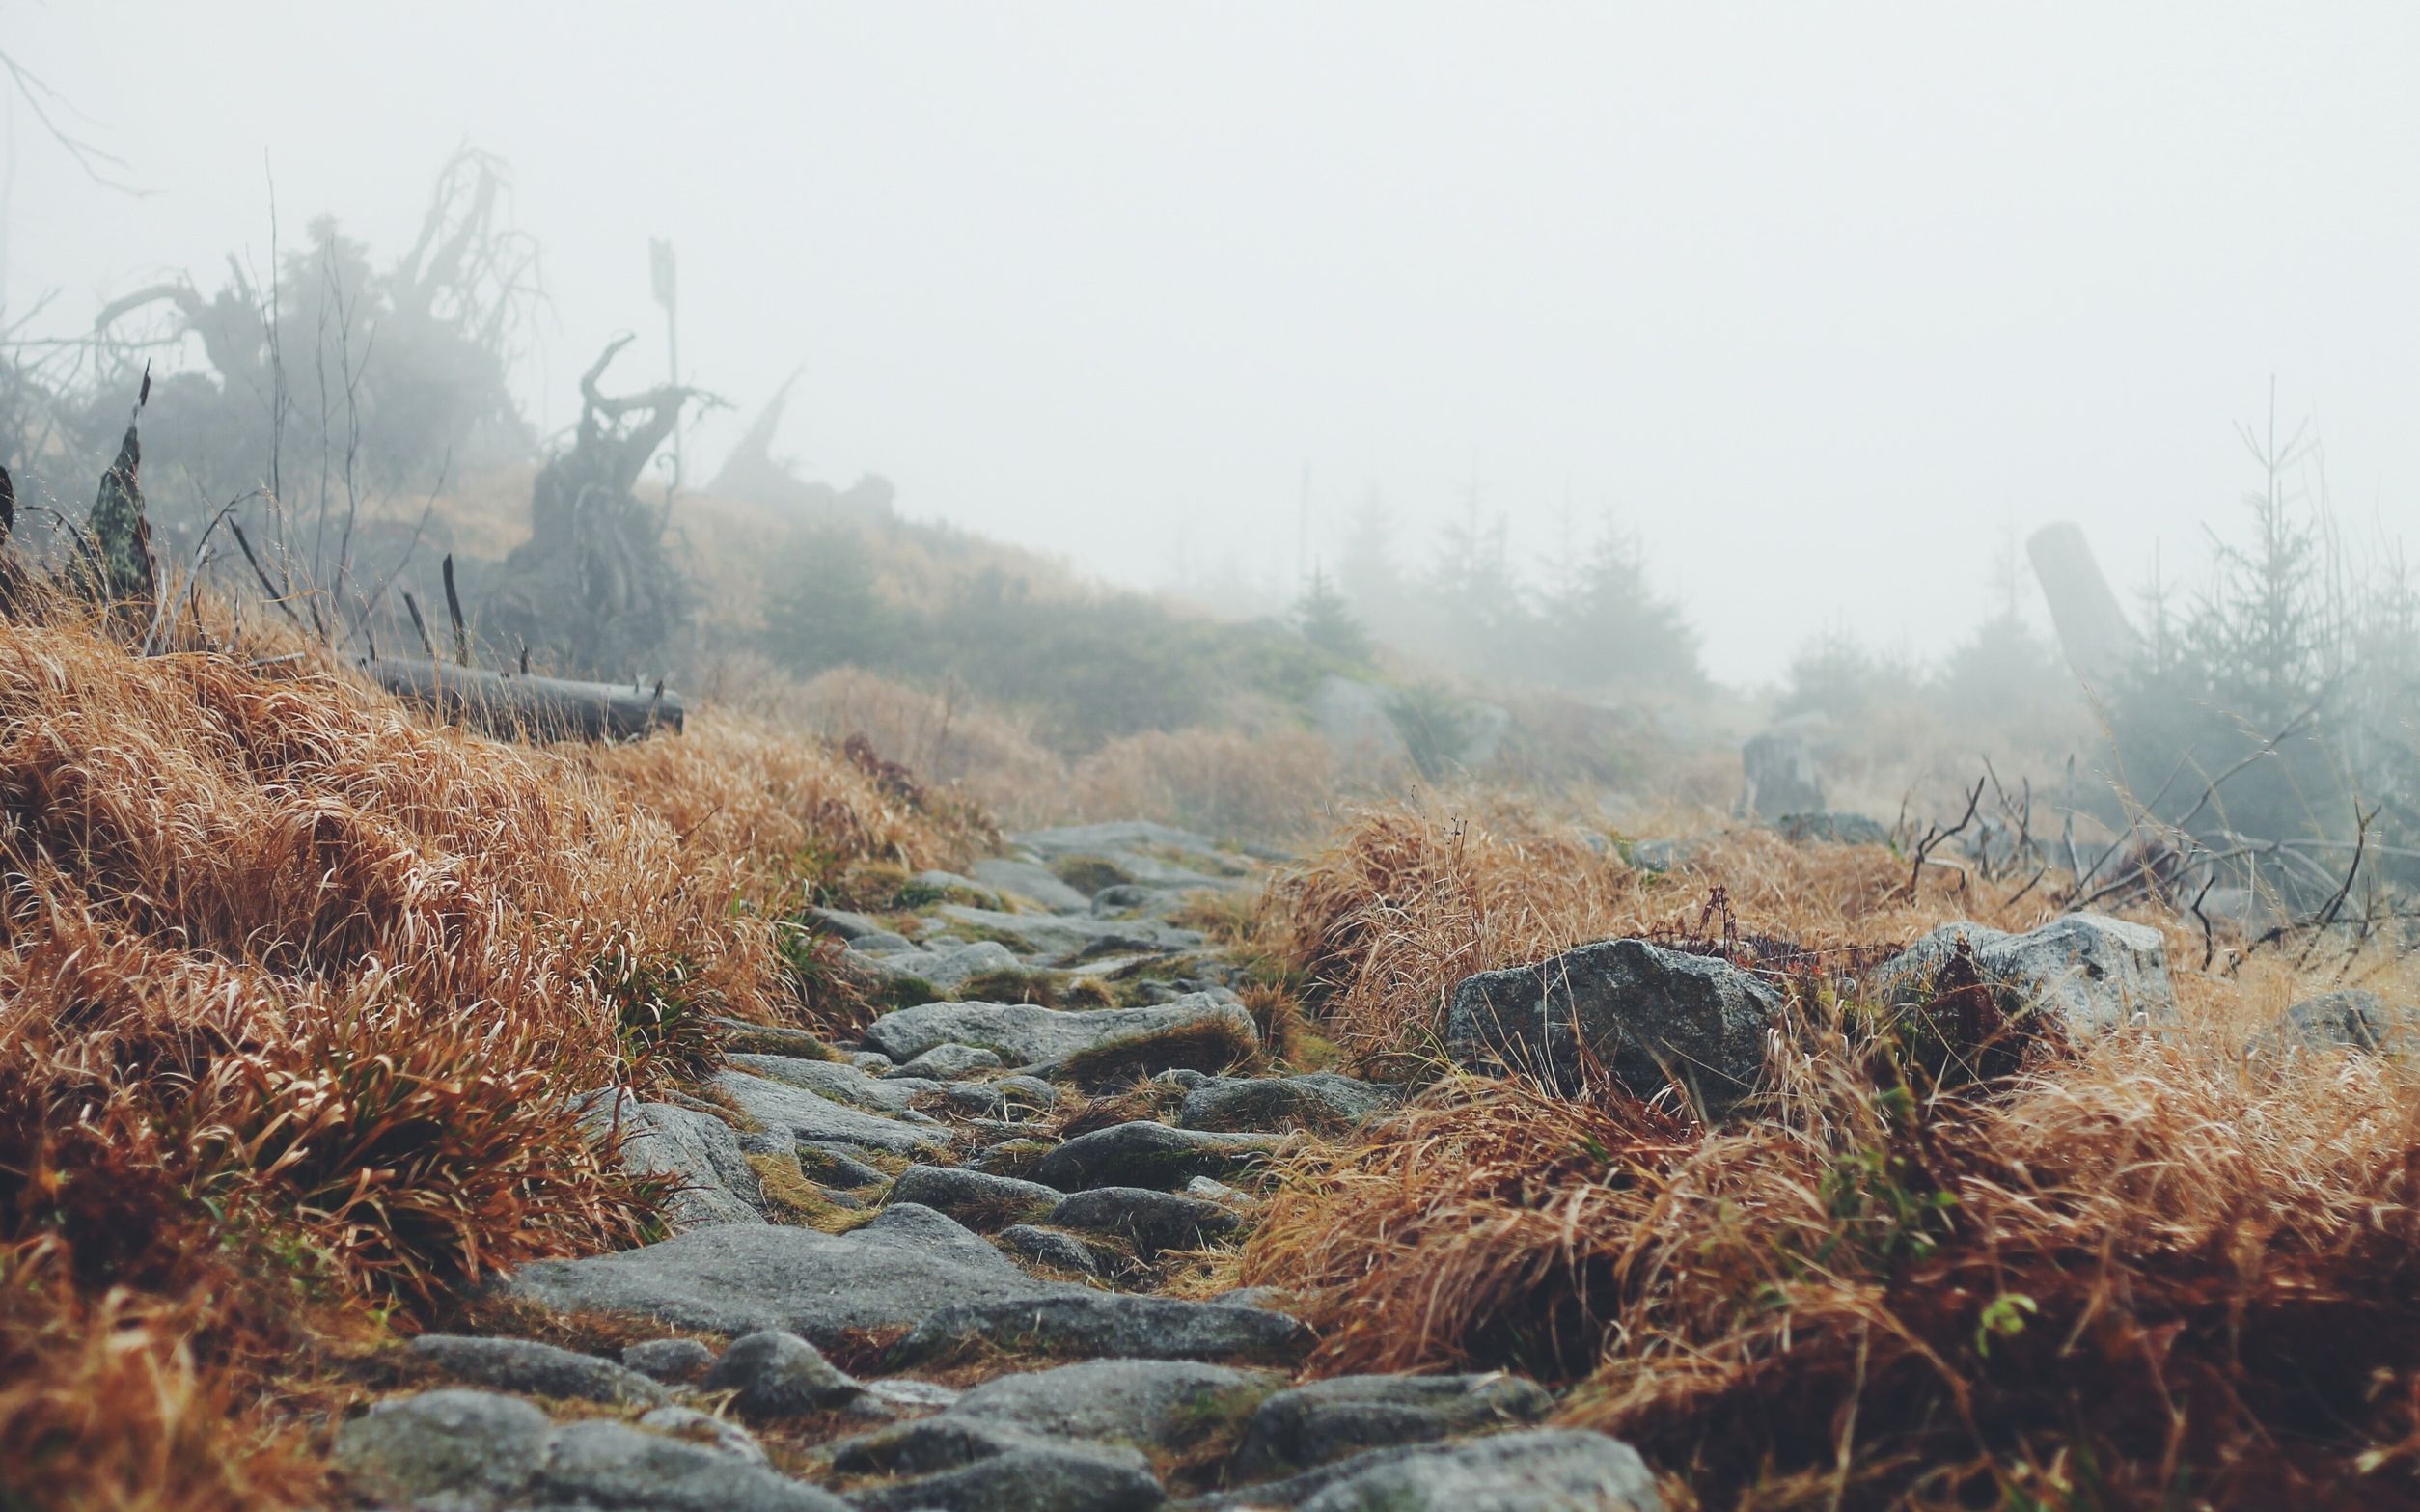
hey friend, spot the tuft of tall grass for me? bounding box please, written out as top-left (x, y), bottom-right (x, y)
top-left (1241, 799), bottom-right (2420, 1508)
top-left (0, 604), bottom-right (986, 1511)
top-left (1259, 796), bottom-right (2072, 1076)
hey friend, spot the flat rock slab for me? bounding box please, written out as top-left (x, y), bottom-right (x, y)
top-left (946, 1358), bottom-right (1280, 1453)
top-left (540, 1417), bottom-right (851, 1511)
top-left (1193, 1427), bottom-right (1661, 1511)
top-left (1233, 1373), bottom-right (1556, 1478)
top-left (830, 1418), bottom-right (1153, 1479)
top-left (888, 1166), bottom-right (1063, 1232)
top-left (334, 1389), bottom-right (850, 1512)
top-left (585, 1092), bottom-right (766, 1230)
top-left (1178, 1073), bottom-right (1399, 1134)
top-left (935, 903), bottom-right (1203, 964)
top-left (411, 1334), bottom-right (670, 1407)
top-left (891, 1293), bottom-right (1307, 1367)
top-left (1293, 1427), bottom-right (1661, 1511)
top-left (728, 1055), bottom-right (933, 1114)
top-left (1446, 937), bottom-right (1784, 1115)
top-left (972, 857), bottom-right (1095, 913)
top-left (710, 1070), bottom-right (949, 1156)
top-left (864, 996), bottom-right (1257, 1069)
top-left (890, 1043), bottom-right (1004, 1081)
top-left (1033, 1120), bottom-right (1287, 1192)
top-left (849, 939), bottom-right (1024, 991)
top-left (844, 1443), bottom-right (1165, 1512)
top-left (502, 1205), bottom-right (1077, 1346)
top-left (937, 1075), bottom-right (1061, 1119)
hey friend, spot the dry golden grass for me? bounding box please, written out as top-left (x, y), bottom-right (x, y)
top-left (0, 1237), bottom-right (327, 1512)
top-left (1070, 724), bottom-right (1339, 845)
top-left (711, 660), bottom-right (1357, 843)
top-left (1261, 795), bottom-right (2066, 1074)
top-left (0, 598), bottom-right (983, 1512)
top-left (1239, 795), bottom-right (2420, 1509)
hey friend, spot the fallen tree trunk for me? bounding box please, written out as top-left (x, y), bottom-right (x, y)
top-left (365, 658), bottom-right (683, 742)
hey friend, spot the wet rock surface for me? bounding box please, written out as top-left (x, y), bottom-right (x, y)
top-left (711, 1069), bottom-right (952, 1155)
top-left (502, 1205), bottom-right (1075, 1343)
top-left (1032, 1120), bottom-right (1287, 1192)
top-left (411, 1333), bottom-right (671, 1407)
top-left (891, 1293), bottom-right (1309, 1366)
top-left (1178, 1073), bottom-right (1398, 1133)
top-left (1050, 1185), bottom-right (1243, 1256)
top-left (704, 1329), bottom-right (865, 1414)
top-left (1446, 937), bottom-right (1785, 1113)
top-left (1232, 1372), bottom-right (1556, 1477)
top-left (860, 997), bottom-right (1257, 1071)
top-left (385, 824), bottom-right (1666, 1512)
top-left (888, 1165), bottom-right (1064, 1231)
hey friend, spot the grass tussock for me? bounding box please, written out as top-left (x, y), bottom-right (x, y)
top-left (1241, 799), bottom-right (2420, 1509)
top-left (0, 1237), bottom-right (326, 1512)
top-left (1053, 1017), bottom-right (1263, 1089)
top-left (0, 605), bottom-right (984, 1511)
top-left (1262, 796), bottom-right (2057, 1075)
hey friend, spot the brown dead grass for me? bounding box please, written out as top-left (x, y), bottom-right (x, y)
top-left (1261, 794), bottom-right (2096, 1075)
top-left (1240, 796), bottom-right (2420, 1509)
top-left (704, 661), bottom-right (1356, 844)
top-left (0, 600), bottom-right (982, 1511)
top-left (1070, 723), bottom-right (1339, 844)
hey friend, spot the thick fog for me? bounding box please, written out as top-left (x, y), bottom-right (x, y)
top-left (8, 2), bottom-right (2419, 683)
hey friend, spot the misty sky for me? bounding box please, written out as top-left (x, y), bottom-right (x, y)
top-left (8, 3), bottom-right (2419, 683)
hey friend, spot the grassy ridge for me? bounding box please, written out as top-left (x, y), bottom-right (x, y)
top-left (0, 601), bottom-right (978, 1511)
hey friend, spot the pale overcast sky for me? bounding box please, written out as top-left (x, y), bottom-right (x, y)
top-left (7, 2), bottom-right (2418, 682)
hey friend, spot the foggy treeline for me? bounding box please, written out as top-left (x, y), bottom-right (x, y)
top-left (4, 134), bottom-right (2417, 913)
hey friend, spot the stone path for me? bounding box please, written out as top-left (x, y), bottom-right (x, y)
top-left (335, 820), bottom-right (1665, 1511)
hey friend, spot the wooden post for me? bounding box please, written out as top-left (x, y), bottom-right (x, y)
top-left (2026, 522), bottom-right (2140, 689)
top-left (650, 237), bottom-right (681, 491)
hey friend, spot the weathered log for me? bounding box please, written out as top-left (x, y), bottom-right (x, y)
top-left (365, 657), bottom-right (682, 741)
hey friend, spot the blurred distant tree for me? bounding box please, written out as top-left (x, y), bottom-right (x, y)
top-left (1778, 625), bottom-right (1919, 722)
top-left (1426, 506), bottom-right (1529, 679)
top-left (1933, 522), bottom-right (2070, 722)
top-left (2104, 403), bottom-right (2347, 851)
top-left (1334, 488), bottom-right (1410, 638)
top-left (1535, 514), bottom-right (1703, 693)
top-left (1934, 612), bottom-right (2067, 722)
top-left (1291, 566), bottom-right (1373, 666)
top-left (72, 148), bottom-right (538, 521)
top-left (1385, 680), bottom-right (1484, 783)
top-left (762, 524), bottom-right (899, 676)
